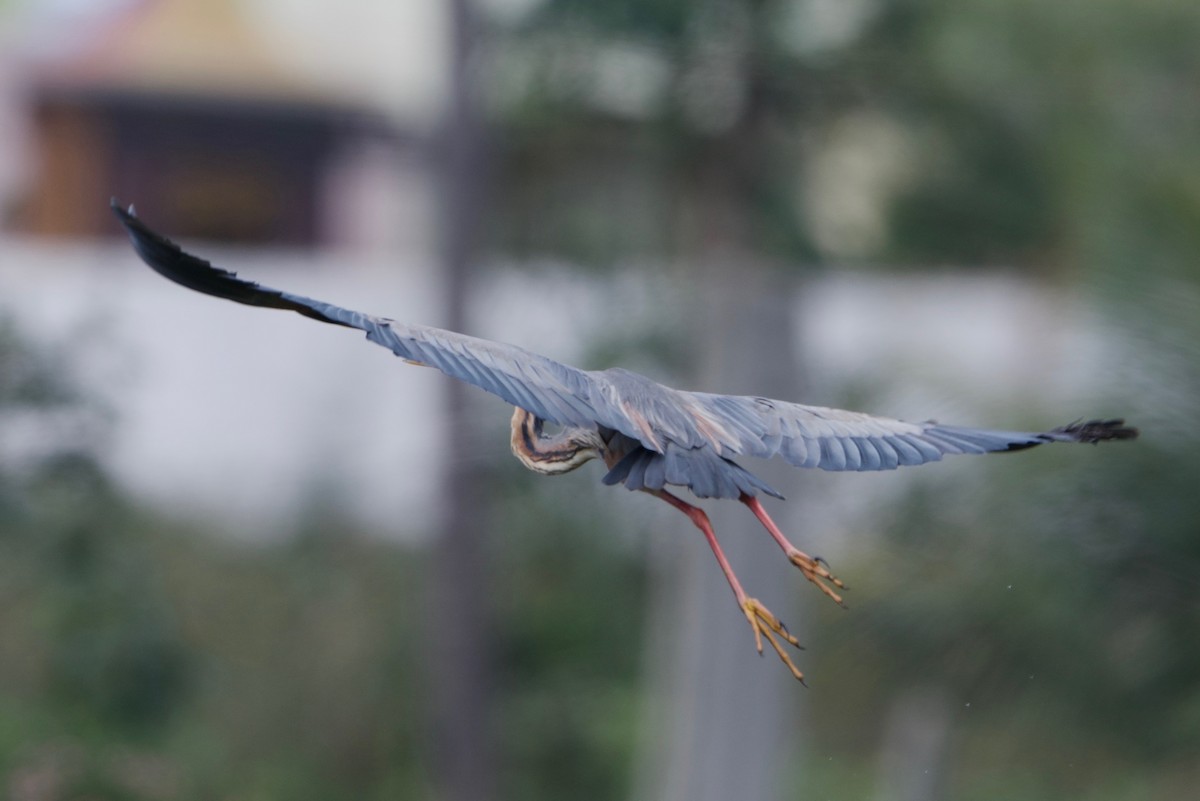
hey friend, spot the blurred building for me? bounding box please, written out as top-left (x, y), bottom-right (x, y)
top-left (8, 0), bottom-right (412, 245)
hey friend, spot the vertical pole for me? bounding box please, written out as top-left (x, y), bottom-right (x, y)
top-left (428, 1), bottom-right (495, 799)
top-left (632, 2), bottom-right (807, 798)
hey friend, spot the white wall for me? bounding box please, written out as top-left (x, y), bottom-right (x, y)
top-left (0, 235), bottom-right (1115, 538)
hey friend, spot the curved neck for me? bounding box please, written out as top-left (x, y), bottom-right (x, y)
top-left (509, 408), bottom-right (602, 475)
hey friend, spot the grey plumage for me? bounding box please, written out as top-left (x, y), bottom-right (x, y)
top-left (111, 199), bottom-right (1136, 501)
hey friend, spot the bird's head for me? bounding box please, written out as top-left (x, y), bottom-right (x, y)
top-left (509, 407), bottom-right (604, 475)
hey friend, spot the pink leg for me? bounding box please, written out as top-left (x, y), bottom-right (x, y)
top-left (741, 494), bottom-right (847, 606)
top-left (653, 489), bottom-right (806, 683)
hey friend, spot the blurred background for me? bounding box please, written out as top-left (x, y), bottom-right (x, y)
top-left (0, 0), bottom-right (1197, 799)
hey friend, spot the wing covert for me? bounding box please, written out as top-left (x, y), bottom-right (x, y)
top-left (686, 392), bottom-right (1134, 472)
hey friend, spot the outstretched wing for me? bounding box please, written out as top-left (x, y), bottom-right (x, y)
top-left (113, 200), bottom-right (1136, 489)
top-left (111, 200), bottom-right (644, 440)
top-left (685, 391), bottom-right (1137, 472)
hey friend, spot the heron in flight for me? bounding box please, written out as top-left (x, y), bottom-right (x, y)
top-left (112, 200), bottom-right (1136, 683)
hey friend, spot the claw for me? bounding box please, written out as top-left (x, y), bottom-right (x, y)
top-left (740, 495), bottom-right (849, 609)
top-left (742, 598), bottom-right (806, 683)
top-left (787, 550), bottom-right (847, 606)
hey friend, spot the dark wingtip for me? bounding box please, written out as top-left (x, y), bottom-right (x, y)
top-left (110, 197), bottom-right (143, 232)
top-left (1046, 418), bottom-right (1139, 444)
top-left (108, 199), bottom-right (346, 325)
top-left (109, 198), bottom-right (243, 299)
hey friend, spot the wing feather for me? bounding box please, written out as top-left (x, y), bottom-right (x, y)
top-left (687, 392), bottom-right (1135, 472)
top-left (112, 200), bottom-right (661, 449)
top-left (114, 200), bottom-right (1136, 490)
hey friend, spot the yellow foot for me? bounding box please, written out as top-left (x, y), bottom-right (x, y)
top-left (787, 550), bottom-right (847, 606)
top-left (742, 598), bottom-right (806, 684)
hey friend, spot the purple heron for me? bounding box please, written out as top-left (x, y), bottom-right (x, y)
top-left (113, 200), bottom-right (1137, 683)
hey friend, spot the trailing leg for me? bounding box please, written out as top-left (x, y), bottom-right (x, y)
top-left (741, 494), bottom-right (847, 607)
top-left (652, 489), bottom-right (806, 682)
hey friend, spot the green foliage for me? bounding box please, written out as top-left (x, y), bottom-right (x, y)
top-left (493, 0), bottom-right (1200, 277)
top-left (0, 315), bottom-right (78, 410)
top-left (0, 318), bottom-right (190, 740)
top-left (803, 407), bottom-right (1200, 799)
top-left (521, 0), bottom-right (695, 43)
top-left (874, 0), bottom-right (1200, 276)
top-left (886, 107), bottom-right (1055, 264)
top-left (489, 0), bottom-right (837, 267)
top-left (0, 317), bottom-right (646, 799)
top-left (492, 474), bottom-right (648, 801)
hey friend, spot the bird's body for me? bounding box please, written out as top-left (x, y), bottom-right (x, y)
top-left (112, 199), bottom-right (1137, 682)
